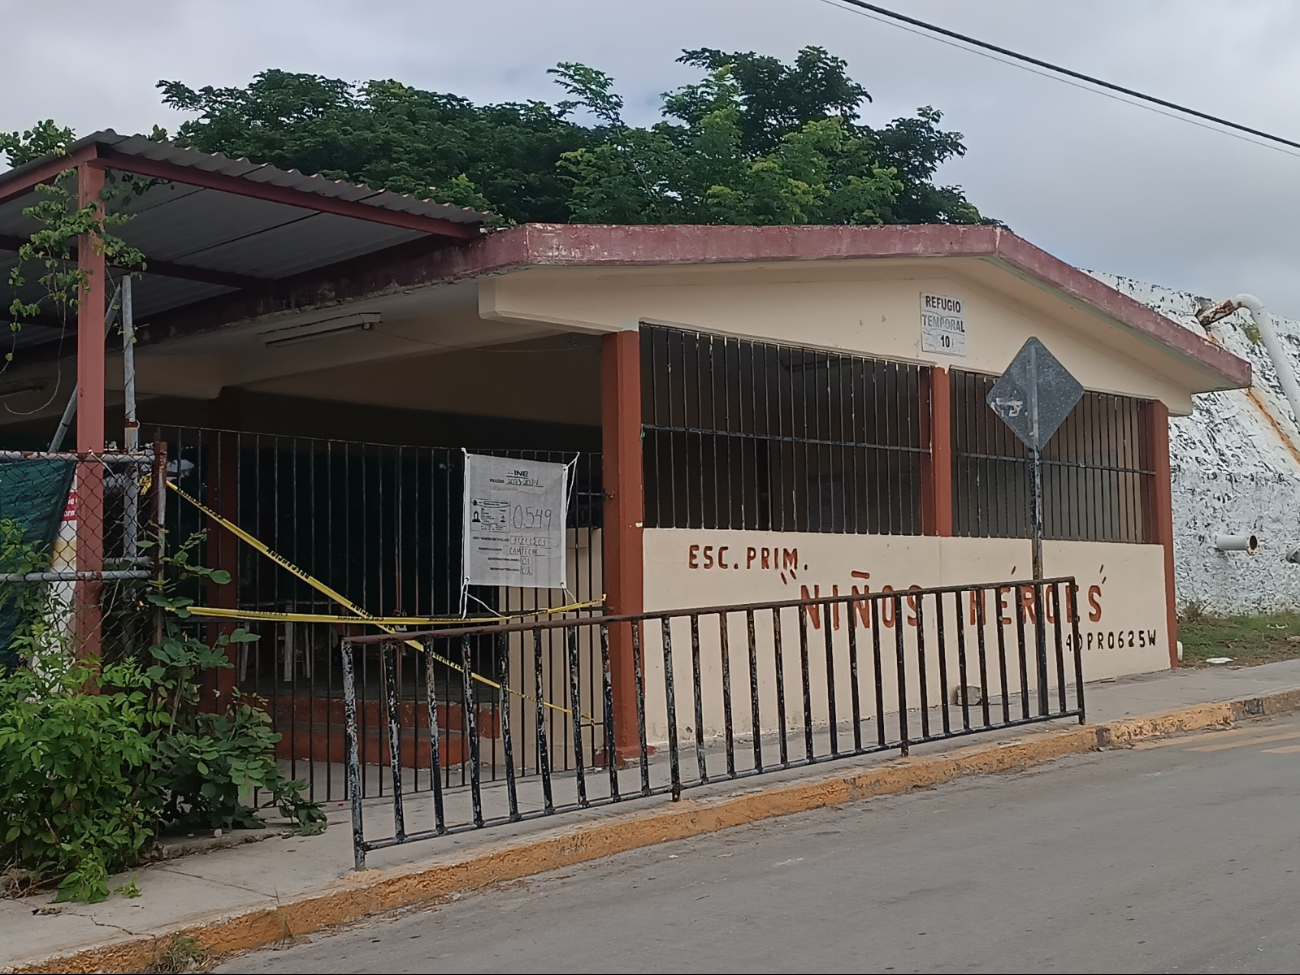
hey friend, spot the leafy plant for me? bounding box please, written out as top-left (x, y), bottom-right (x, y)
top-left (0, 516), bottom-right (60, 672)
top-left (0, 122), bottom-right (147, 360)
top-left (0, 527), bottom-right (324, 904)
top-left (156, 693), bottom-right (325, 835)
top-left (0, 652), bottom-right (162, 903)
top-left (143, 534), bottom-right (327, 836)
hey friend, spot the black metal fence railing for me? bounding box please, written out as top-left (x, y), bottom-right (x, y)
top-left (341, 576), bottom-right (1085, 869)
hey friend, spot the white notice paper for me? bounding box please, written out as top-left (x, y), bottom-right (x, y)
top-left (920, 292), bottom-right (967, 356)
top-left (462, 453), bottom-right (568, 589)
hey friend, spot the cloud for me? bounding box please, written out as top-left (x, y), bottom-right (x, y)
top-left (6, 0), bottom-right (1300, 313)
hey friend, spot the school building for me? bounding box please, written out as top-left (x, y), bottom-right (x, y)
top-left (0, 132), bottom-right (1251, 792)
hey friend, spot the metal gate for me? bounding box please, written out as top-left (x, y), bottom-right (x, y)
top-left (152, 426), bottom-right (603, 802)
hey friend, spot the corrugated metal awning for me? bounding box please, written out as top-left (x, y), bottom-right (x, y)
top-left (0, 130), bottom-right (492, 348)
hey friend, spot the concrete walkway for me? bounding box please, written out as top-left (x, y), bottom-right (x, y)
top-left (5, 659), bottom-right (1300, 974)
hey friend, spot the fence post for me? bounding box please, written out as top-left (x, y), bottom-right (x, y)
top-left (152, 442), bottom-right (168, 649)
top-left (207, 392), bottom-right (241, 706)
top-left (601, 328), bottom-right (644, 760)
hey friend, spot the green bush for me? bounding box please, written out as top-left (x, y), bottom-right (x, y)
top-left (1, 532), bottom-right (325, 903)
top-left (158, 694), bottom-right (326, 834)
top-left (0, 655), bottom-right (162, 903)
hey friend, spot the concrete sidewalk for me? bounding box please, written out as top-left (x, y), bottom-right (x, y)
top-left (6, 658), bottom-right (1300, 975)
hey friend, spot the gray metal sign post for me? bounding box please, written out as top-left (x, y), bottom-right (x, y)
top-left (987, 337), bottom-right (1083, 710)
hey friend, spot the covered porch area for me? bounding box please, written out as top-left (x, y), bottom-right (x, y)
top-left (0, 134), bottom-right (634, 802)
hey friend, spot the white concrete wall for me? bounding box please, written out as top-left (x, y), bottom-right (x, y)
top-left (1093, 273), bottom-right (1300, 613)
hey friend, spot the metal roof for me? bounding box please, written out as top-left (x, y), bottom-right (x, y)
top-left (0, 130), bottom-right (492, 351)
top-left (0, 130), bottom-right (492, 226)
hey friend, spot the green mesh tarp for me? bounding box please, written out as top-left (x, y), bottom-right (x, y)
top-left (0, 458), bottom-right (75, 671)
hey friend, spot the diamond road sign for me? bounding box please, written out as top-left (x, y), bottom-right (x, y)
top-left (986, 337), bottom-right (1083, 451)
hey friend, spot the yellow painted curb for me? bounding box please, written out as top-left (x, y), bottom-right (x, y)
top-left (7, 687), bottom-right (1300, 974)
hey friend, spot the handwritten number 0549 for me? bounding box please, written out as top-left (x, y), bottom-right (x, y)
top-left (511, 505), bottom-right (554, 530)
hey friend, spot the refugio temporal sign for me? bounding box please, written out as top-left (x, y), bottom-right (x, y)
top-left (920, 292), bottom-right (966, 356)
top-left (462, 453), bottom-right (568, 589)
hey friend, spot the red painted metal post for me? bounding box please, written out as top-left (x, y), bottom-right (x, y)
top-left (74, 163), bottom-right (107, 660)
top-left (921, 366), bottom-right (954, 537)
top-left (206, 390), bottom-right (241, 706)
top-left (601, 329), bottom-right (644, 759)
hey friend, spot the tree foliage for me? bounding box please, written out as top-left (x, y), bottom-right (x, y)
top-left (0, 120), bottom-right (77, 167)
top-left (156, 71), bottom-right (594, 221)
top-left (155, 46), bottom-right (987, 226)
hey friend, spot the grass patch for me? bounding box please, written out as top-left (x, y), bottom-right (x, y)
top-left (144, 934), bottom-right (210, 974)
top-left (1178, 608), bottom-right (1300, 666)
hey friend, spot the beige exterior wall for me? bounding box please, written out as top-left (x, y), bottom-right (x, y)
top-left (36, 254), bottom-right (1184, 759)
top-left (498, 530), bottom-right (604, 766)
top-left (482, 263), bottom-right (1197, 414)
top-left (475, 259), bottom-right (1184, 749)
top-left (636, 530), bottom-right (1167, 745)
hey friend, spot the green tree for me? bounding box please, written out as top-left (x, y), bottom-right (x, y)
top-left (552, 62), bottom-right (903, 225)
top-left (670, 48), bottom-right (983, 224)
top-left (157, 71), bottom-right (595, 222)
top-left (155, 47), bottom-right (988, 227)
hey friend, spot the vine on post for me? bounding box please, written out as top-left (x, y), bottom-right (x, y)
top-left (1, 122), bottom-right (148, 362)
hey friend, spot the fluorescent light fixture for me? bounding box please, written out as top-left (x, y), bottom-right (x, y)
top-left (261, 312), bottom-right (380, 349)
top-left (0, 379), bottom-right (47, 400)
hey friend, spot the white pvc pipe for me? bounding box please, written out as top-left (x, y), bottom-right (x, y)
top-left (1214, 533), bottom-right (1258, 554)
top-left (122, 276), bottom-right (140, 562)
top-left (1232, 294), bottom-right (1300, 433)
top-left (122, 276), bottom-right (138, 451)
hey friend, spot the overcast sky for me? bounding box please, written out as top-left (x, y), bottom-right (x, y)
top-left (7, 0), bottom-right (1300, 316)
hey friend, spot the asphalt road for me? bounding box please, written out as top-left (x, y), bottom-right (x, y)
top-left (219, 716), bottom-right (1300, 974)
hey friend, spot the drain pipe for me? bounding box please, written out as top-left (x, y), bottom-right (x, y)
top-left (1214, 533), bottom-right (1258, 554)
top-left (1197, 294), bottom-right (1300, 432)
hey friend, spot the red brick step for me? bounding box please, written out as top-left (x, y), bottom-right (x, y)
top-left (273, 721), bottom-right (472, 768)
top-left (268, 694), bottom-right (501, 739)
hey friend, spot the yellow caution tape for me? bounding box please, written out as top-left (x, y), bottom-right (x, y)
top-left (165, 479), bottom-right (594, 718)
top-left (183, 601), bottom-right (602, 627)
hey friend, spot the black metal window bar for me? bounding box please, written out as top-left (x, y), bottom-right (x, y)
top-left (150, 425), bottom-right (602, 804)
top-left (342, 576), bottom-right (1085, 869)
top-left (951, 371), bottom-right (1154, 543)
top-left (641, 325), bottom-right (928, 535)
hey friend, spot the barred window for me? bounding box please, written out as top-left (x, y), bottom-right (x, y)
top-left (641, 325), bottom-right (926, 534)
top-left (951, 370), bottom-right (1153, 543)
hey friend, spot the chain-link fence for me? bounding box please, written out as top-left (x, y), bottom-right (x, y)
top-left (0, 447), bottom-right (164, 670)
